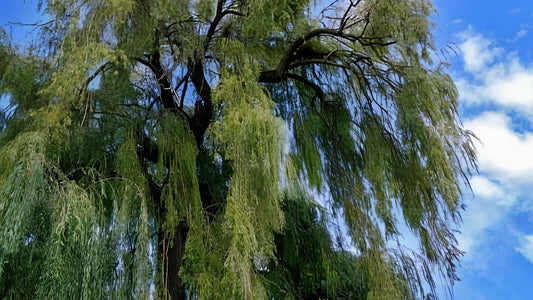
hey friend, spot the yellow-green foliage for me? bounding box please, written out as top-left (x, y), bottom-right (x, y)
top-left (156, 112), bottom-right (203, 241)
top-left (0, 0), bottom-right (477, 298)
top-left (365, 0), bottom-right (435, 62)
top-left (211, 67), bottom-right (286, 298)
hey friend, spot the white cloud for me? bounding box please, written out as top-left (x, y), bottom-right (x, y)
top-left (465, 112), bottom-right (533, 183)
top-left (459, 175), bottom-right (515, 256)
top-left (457, 31), bottom-right (502, 73)
top-left (456, 29), bottom-right (533, 265)
top-left (517, 235), bottom-right (533, 263)
top-left (470, 176), bottom-right (515, 207)
top-left (457, 30), bottom-right (533, 109)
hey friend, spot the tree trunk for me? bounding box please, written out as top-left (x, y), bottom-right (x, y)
top-left (140, 45), bottom-right (211, 299)
top-left (137, 152), bottom-right (190, 299)
top-left (158, 221), bottom-right (189, 300)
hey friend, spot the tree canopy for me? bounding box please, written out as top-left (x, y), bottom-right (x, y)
top-left (0, 0), bottom-right (476, 299)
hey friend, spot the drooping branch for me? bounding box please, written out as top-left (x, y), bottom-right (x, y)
top-left (258, 29), bottom-right (353, 83)
top-left (81, 62), bottom-right (110, 93)
top-left (273, 28), bottom-right (340, 78)
top-left (79, 62), bottom-right (112, 126)
top-left (257, 8), bottom-right (394, 85)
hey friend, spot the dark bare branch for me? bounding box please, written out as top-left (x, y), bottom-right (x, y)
top-left (189, 61), bottom-right (213, 147)
top-left (204, 0), bottom-right (244, 51)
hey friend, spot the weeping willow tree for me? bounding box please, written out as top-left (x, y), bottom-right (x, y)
top-left (0, 0), bottom-right (476, 299)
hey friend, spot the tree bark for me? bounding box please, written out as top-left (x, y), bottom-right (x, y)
top-left (157, 221), bottom-right (189, 300)
top-left (135, 153), bottom-right (189, 299)
top-left (138, 27), bottom-right (215, 296)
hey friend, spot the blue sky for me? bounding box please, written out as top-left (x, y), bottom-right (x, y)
top-left (2, 0), bottom-right (533, 299)
top-left (432, 0), bottom-right (533, 298)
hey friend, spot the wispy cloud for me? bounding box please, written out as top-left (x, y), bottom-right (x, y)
top-left (512, 29), bottom-right (528, 42)
top-left (507, 29), bottom-right (528, 43)
top-left (517, 235), bottom-right (533, 263)
top-left (458, 174), bottom-right (516, 267)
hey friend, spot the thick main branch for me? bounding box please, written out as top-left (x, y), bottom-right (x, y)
top-left (190, 61), bottom-right (213, 147)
